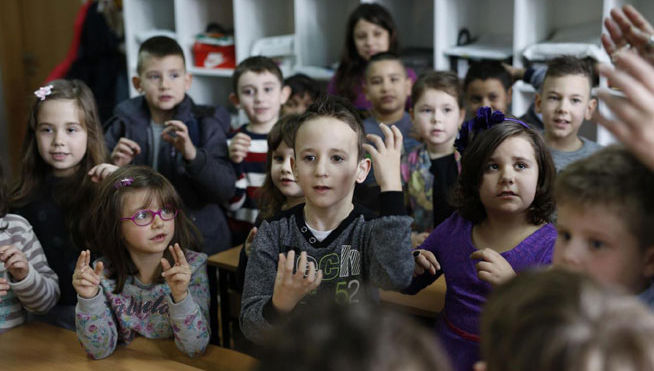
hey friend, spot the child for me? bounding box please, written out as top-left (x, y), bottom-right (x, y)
top-left (10, 79), bottom-right (107, 329)
top-left (328, 3), bottom-right (416, 111)
top-left (406, 110), bottom-right (557, 371)
top-left (239, 96), bottom-right (415, 344)
top-left (282, 73), bottom-right (321, 115)
top-left (0, 164), bottom-right (59, 331)
top-left (463, 61), bottom-right (513, 118)
top-left (401, 71), bottom-right (465, 247)
top-left (363, 52), bottom-right (420, 154)
top-left (258, 296), bottom-right (453, 371)
top-left (552, 145), bottom-right (654, 304)
top-left (478, 269), bottom-right (654, 371)
top-left (73, 166), bottom-right (209, 359)
top-left (236, 114), bottom-right (305, 290)
top-left (104, 35), bottom-right (235, 255)
top-left (535, 55), bottom-right (601, 172)
top-left (227, 56), bottom-right (291, 246)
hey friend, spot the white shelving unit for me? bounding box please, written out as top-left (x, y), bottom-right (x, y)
top-left (123, 0), bottom-right (654, 143)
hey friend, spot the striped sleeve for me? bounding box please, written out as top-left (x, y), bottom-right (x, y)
top-left (226, 127), bottom-right (267, 224)
top-left (4, 214), bottom-right (60, 315)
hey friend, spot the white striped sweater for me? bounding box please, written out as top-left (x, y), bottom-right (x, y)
top-left (0, 214), bottom-right (60, 330)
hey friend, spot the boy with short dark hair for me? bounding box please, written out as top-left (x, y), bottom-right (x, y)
top-left (282, 73), bottom-right (321, 115)
top-left (463, 60), bottom-right (513, 117)
top-left (226, 56), bottom-right (291, 245)
top-left (535, 56), bottom-right (601, 171)
top-left (240, 96), bottom-right (415, 344)
top-left (104, 35), bottom-right (235, 254)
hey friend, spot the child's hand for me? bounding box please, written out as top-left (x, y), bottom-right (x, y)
top-left (272, 250), bottom-right (322, 313)
top-left (88, 163), bottom-right (119, 183)
top-left (243, 227), bottom-right (258, 257)
top-left (0, 277), bottom-right (8, 302)
top-left (602, 5), bottom-right (654, 65)
top-left (161, 243), bottom-right (192, 303)
top-left (0, 244), bottom-right (29, 281)
top-left (228, 133), bottom-right (251, 164)
top-left (411, 232), bottom-right (430, 249)
top-left (470, 248), bottom-right (516, 286)
top-left (413, 249), bottom-right (440, 277)
top-left (72, 250), bottom-right (104, 299)
top-left (363, 124), bottom-right (403, 192)
top-left (595, 52), bottom-right (654, 171)
top-left (111, 137), bottom-right (141, 166)
top-left (162, 120), bottom-right (197, 161)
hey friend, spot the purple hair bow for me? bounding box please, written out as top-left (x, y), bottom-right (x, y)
top-left (454, 106), bottom-right (529, 154)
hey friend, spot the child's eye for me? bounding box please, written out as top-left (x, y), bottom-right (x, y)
top-left (134, 210), bottom-right (149, 220)
top-left (264, 87), bottom-right (274, 93)
top-left (557, 230), bottom-right (571, 242)
top-left (419, 108), bottom-right (433, 114)
top-left (170, 72), bottom-right (180, 79)
top-left (303, 155), bottom-right (316, 162)
top-left (39, 126), bottom-right (53, 133)
top-left (485, 163), bottom-right (498, 171)
top-left (273, 155), bottom-right (284, 162)
top-left (241, 88), bottom-right (254, 96)
top-left (547, 96), bottom-right (560, 101)
top-left (515, 162), bottom-right (528, 170)
top-left (147, 73), bottom-right (161, 81)
top-left (332, 155), bottom-right (344, 162)
top-left (571, 98), bottom-right (582, 104)
top-left (589, 239), bottom-right (605, 250)
top-left (443, 107), bottom-right (452, 113)
top-left (373, 31), bottom-right (382, 37)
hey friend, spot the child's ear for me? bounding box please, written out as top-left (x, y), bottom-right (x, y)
top-left (534, 93), bottom-right (542, 114)
top-left (642, 245), bottom-right (654, 280)
top-left (132, 76), bottom-right (142, 93)
top-left (506, 86), bottom-right (513, 102)
top-left (355, 157), bottom-right (372, 184)
top-left (229, 92), bottom-right (240, 109)
top-left (184, 72), bottom-right (193, 92)
top-left (280, 85), bottom-right (292, 105)
top-left (404, 77), bottom-right (413, 97)
top-left (585, 97), bottom-right (598, 120)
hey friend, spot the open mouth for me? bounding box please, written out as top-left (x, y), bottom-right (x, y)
top-left (50, 152), bottom-right (69, 160)
top-left (280, 178), bottom-right (296, 185)
top-left (313, 185), bottom-right (330, 192)
top-left (151, 233), bottom-right (167, 242)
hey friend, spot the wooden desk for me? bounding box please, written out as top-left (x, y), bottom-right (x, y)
top-left (208, 245), bottom-right (243, 348)
top-left (0, 322), bottom-right (257, 371)
top-left (208, 246), bottom-right (446, 347)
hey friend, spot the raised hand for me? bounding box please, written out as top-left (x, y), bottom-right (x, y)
top-left (413, 249), bottom-right (440, 277)
top-left (363, 123), bottom-right (403, 191)
top-left (470, 248), bottom-right (516, 286)
top-left (0, 244), bottom-right (29, 281)
top-left (594, 51), bottom-right (654, 171)
top-left (228, 132), bottom-right (252, 164)
top-left (162, 120), bottom-right (197, 161)
top-left (111, 137), bottom-right (141, 166)
top-left (72, 250), bottom-right (104, 299)
top-left (602, 5), bottom-right (654, 65)
top-left (272, 250), bottom-right (322, 313)
top-left (161, 243), bottom-right (192, 303)
top-left (88, 163), bottom-right (119, 183)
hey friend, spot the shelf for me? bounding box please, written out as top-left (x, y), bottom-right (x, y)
top-left (188, 66), bottom-right (234, 77)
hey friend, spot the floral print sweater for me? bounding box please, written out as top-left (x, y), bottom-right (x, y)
top-left (75, 250), bottom-right (209, 359)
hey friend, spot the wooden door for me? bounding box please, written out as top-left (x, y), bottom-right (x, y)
top-left (0, 0), bottom-right (81, 176)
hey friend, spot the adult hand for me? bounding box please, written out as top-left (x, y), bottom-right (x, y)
top-left (271, 250), bottom-right (322, 313)
top-left (110, 137), bottom-right (141, 166)
top-left (594, 51), bottom-right (654, 171)
top-left (72, 250), bottom-right (104, 299)
top-left (162, 120), bottom-right (197, 161)
top-left (470, 248), bottom-right (516, 286)
top-left (602, 5), bottom-right (654, 65)
top-left (228, 132), bottom-right (252, 164)
top-left (0, 245), bottom-right (29, 281)
top-left (363, 124), bottom-right (403, 192)
top-left (161, 243), bottom-right (192, 303)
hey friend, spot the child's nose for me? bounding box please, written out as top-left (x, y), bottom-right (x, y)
top-left (557, 242), bottom-right (583, 268)
top-left (314, 158), bottom-right (327, 176)
top-left (53, 130), bottom-right (65, 146)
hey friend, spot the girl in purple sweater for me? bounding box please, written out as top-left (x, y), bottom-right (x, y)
top-left (72, 166), bottom-right (209, 359)
top-left (405, 108), bottom-right (557, 371)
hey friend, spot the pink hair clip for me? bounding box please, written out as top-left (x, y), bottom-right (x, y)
top-left (34, 85), bottom-right (54, 101)
top-left (114, 177), bottom-right (134, 189)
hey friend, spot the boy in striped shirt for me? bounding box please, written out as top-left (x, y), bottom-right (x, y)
top-left (227, 56), bottom-right (291, 245)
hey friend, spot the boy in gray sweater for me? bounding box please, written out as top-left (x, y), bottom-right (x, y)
top-left (240, 96), bottom-right (415, 343)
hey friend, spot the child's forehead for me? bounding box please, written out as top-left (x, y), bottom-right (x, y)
top-left (121, 188), bottom-right (166, 212)
top-left (238, 70), bottom-right (282, 87)
top-left (416, 88), bottom-right (458, 104)
top-left (37, 99), bottom-right (83, 124)
top-left (543, 74), bottom-right (591, 94)
top-left (367, 60), bottom-right (406, 77)
top-left (296, 117), bottom-right (358, 148)
top-left (141, 54), bottom-right (185, 73)
top-left (466, 78), bottom-right (506, 93)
